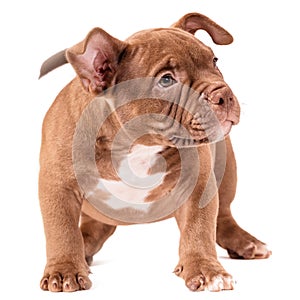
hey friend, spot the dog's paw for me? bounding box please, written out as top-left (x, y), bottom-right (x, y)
top-left (186, 273), bottom-right (234, 292)
top-left (174, 257), bottom-right (234, 292)
top-left (40, 262), bottom-right (92, 292)
top-left (227, 241), bottom-right (272, 259)
top-left (217, 218), bottom-right (272, 259)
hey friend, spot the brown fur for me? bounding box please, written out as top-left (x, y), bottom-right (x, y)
top-left (39, 13), bottom-right (271, 292)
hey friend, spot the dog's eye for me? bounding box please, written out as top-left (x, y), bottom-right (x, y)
top-left (213, 57), bottom-right (218, 67)
top-left (158, 74), bottom-right (177, 88)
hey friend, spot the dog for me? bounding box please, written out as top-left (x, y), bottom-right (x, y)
top-left (38, 12), bottom-right (271, 292)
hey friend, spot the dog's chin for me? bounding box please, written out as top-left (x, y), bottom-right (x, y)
top-left (221, 120), bottom-right (233, 137)
top-left (169, 121), bottom-right (233, 148)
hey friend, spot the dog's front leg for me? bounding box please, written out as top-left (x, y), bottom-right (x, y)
top-left (174, 193), bottom-right (234, 292)
top-left (174, 147), bottom-right (234, 292)
top-left (39, 174), bottom-right (91, 292)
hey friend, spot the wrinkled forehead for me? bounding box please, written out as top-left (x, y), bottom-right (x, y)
top-left (125, 28), bottom-right (213, 64)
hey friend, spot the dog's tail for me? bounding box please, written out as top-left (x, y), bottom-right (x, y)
top-left (39, 49), bottom-right (68, 79)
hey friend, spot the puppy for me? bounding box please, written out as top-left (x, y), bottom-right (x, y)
top-left (39, 12), bottom-right (271, 292)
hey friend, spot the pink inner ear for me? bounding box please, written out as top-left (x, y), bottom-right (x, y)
top-left (74, 45), bottom-right (110, 92)
top-left (67, 28), bottom-right (126, 93)
top-left (94, 52), bottom-right (109, 75)
top-left (81, 78), bottom-right (91, 91)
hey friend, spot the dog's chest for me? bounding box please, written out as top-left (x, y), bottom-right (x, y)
top-left (121, 144), bottom-right (164, 178)
top-left (93, 144), bottom-right (168, 207)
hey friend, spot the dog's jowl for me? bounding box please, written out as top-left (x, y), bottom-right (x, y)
top-left (39, 12), bottom-right (271, 292)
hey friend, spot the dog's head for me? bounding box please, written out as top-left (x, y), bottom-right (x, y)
top-left (40, 13), bottom-right (240, 147)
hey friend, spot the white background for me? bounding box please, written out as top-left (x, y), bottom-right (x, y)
top-left (0, 0), bottom-right (299, 299)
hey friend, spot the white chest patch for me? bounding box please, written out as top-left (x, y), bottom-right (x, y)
top-left (126, 144), bottom-right (164, 178)
top-left (94, 145), bottom-right (167, 209)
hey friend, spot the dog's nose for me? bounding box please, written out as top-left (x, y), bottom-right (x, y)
top-left (216, 97), bottom-right (225, 105)
top-left (207, 87), bottom-right (240, 125)
top-left (210, 88), bottom-right (233, 106)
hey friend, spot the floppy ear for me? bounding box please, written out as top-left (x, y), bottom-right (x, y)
top-left (66, 28), bottom-right (127, 94)
top-left (172, 12), bottom-right (233, 45)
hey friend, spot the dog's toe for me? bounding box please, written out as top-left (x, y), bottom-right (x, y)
top-left (206, 274), bottom-right (235, 292)
top-left (40, 261), bottom-right (92, 292)
top-left (40, 272), bottom-right (92, 292)
top-left (186, 274), bottom-right (206, 291)
top-left (62, 274), bottom-right (80, 292)
top-left (40, 276), bottom-right (50, 291)
top-left (77, 274), bottom-right (92, 290)
top-left (41, 273), bottom-right (63, 292)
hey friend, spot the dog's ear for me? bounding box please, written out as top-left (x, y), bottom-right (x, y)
top-left (66, 28), bottom-right (127, 94)
top-left (172, 13), bottom-right (233, 45)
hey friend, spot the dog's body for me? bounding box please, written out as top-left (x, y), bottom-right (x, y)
top-left (39, 13), bottom-right (271, 292)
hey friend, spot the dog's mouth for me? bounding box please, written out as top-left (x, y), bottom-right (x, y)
top-left (169, 135), bottom-right (210, 147)
top-left (169, 120), bottom-right (233, 148)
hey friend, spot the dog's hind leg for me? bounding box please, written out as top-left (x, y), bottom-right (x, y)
top-left (80, 213), bottom-right (116, 265)
top-left (215, 136), bottom-right (272, 259)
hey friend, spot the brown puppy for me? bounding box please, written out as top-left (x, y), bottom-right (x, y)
top-left (39, 13), bottom-right (271, 292)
